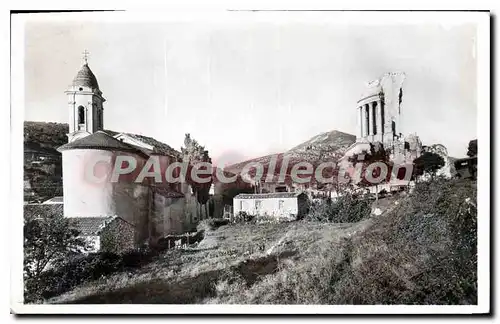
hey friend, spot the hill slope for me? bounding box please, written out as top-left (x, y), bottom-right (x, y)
top-left (46, 179), bottom-right (477, 305)
top-left (24, 122), bottom-right (68, 202)
top-left (24, 121), bottom-right (69, 154)
top-left (226, 130), bottom-right (356, 177)
top-left (288, 130), bottom-right (356, 154)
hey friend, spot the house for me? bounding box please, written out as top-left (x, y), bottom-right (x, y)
top-left (67, 216), bottom-right (135, 253)
top-left (23, 204), bottom-right (135, 253)
top-left (454, 156), bottom-right (477, 179)
top-left (233, 192), bottom-right (309, 220)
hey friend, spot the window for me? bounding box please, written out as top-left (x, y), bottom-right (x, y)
top-left (255, 200), bottom-right (262, 210)
top-left (240, 200), bottom-right (243, 210)
top-left (78, 106), bottom-right (85, 124)
top-left (278, 200), bottom-right (284, 210)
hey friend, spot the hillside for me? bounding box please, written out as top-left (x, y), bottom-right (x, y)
top-left (43, 178), bottom-right (477, 305)
top-left (288, 130), bottom-right (356, 153)
top-left (24, 122), bottom-right (68, 202)
top-left (24, 121), bottom-right (69, 154)
top-left (225, 130), bottom-right (356, 178)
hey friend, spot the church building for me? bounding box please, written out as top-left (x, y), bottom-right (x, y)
top-left (56, 55), bottom-right (207, 252)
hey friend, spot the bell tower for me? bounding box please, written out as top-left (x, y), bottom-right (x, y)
top-left (65, 50), bottom-right (105, 142)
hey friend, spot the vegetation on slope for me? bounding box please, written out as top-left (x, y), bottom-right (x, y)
top-left (24, 121), bottom-right (68, 153)
top-left (40, 178), bottom-right (476, 305)
top-left (24, 122), bottom-right (68, 201)
top-left (210, 178), bottom-right (477, 305)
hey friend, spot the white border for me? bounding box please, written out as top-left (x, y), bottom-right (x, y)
top-left (9, 9), bottom-right (490, 315)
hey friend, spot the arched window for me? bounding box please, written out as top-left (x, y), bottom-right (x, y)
top-left (78, 106), bottom-right (85, 124)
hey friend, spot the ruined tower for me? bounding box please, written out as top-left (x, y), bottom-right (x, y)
top-left (356, 72), bottom-right (406, 146)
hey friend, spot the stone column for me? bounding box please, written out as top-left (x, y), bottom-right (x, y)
top-left (357, 106), bottom-right (363, 138)
top-left (368, 102), bottom-right (374, 137)
top-left (377, 100), bottom-right (383, 138)
top-left (365, 105), bottom-right (370, 137)
top-left (359, 106), bottom-right (366, 137)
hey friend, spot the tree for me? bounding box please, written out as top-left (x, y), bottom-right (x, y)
top-left (221, 186), bottom-right (254, 206)
top-left (181, 133), bottom-right (213, 220)
top-left (413, 152), bottom-right (445, 180)
top-left (24, 212), bottom-right (90, 302)
top-left (467, 139), bottom-right (477, 157)
top-left (349, 143), bottom-right (391, 202)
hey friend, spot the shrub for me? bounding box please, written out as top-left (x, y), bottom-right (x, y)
top-left (306, 193), bottom-right (371, 223)
top-left (329, 178), bottom-right (477, 304)
top-left (198, 218), bottom-right (230, 231)
top-left (209, 178), bottom-right (477, 305)
top-left (31, 248), bottom-right (157, 301)
top-left (232, 211), bottom-right (255, 223)
top-left (120, 249), bottom-right (156, 268)
top-left (23, 211), bottom-right (91, 303)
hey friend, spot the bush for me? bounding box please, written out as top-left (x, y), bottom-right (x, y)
top-left (120, 249), bottom-right (156, 268)
top-left (30, 248), bottom-right (157, 302)
top-left (329, 178), bottom-right (477, 304)
top-left (209, 178), bottom-right (477, 305)
top-left (235, 211), bottom-right (254, 222)
top-left (198, 218), bottom-right (230, 231)
top-left (306, 193), bottom-right (372, 223)
top-left (24, 211), bottom-right (91, 303)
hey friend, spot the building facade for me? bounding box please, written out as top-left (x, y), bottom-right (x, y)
top-left (233, 192), bottom-right (309, 220)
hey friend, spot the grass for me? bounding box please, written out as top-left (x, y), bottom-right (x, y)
top-left (49, 220), bottom-right (368, 304)
top-left (48, 178), bottom-right (477, 305)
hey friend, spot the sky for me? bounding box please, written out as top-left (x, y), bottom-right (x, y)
top-left (23, 13), bottom-right (478, 164)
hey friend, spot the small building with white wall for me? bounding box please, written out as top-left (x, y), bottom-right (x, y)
top-left (233, 192), bottom-right (309, 220)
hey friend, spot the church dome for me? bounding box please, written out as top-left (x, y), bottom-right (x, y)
top-left (72, 64), bottom-right (99, 89)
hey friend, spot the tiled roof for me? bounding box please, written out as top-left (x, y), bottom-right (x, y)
top-left (57, 131), bottom-right (143, 155)
top-left (24, 205), bottom-right (133, 236)
top-left (67, 216), bottom-right (117, 236)
top-left (24, 204), bottom-right (64, 218)
top-left (72, 64), bottom-right (99, 89)
top-left (234, 192), bottom-right (304, 199)
top-left (102, 130), bottom-right (181, 158)
top-left (102, 129), bottom-right (119, 137)
top-left (57, 129), bottom-right (180, 159)
top-left (122, 133), bottom-right (181, 158)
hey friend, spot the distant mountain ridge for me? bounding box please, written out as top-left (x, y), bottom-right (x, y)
top-left (226, 130), bottom-right (357, 176)
top-left (288, 130), bottom-right (356, 153)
